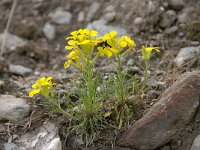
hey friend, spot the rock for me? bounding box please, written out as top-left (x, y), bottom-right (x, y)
top-left (177, 7), bottom-right (193, 23)
top-left (4, 142), bottom-right (21, 150)
top-left (87, 20), bottom-right (128, 36)
top-left (133, 17), bottom-right (143, 25)
top-left (190, 41), bottom-right (200, 46)
top-left (9, 64), bottom-right (32, 76)
top-left (86, 2), bottom-right (101, 22)
top-left (190, 135), bottom-right (200, 150)
top-left (77, 11), bottom-right (85, 22)
top-left (118, 71), bottom-right (200, 149)
top-left (169, 0), bottom-right (185, 10)
top-left (165, 26), bottom-right (178, 34)
top-left (159, 10), bottom-right (176, 28)
top-left (50, 9), bottom-right (72, 25)
top-left (0, 95), bottom-right (30, 122)
top-left (0, 33), bottom-right (27, 52)
top-left (43, 23), bottom-right (56, 40)
top-left (147, 1), bottom-right (157, 14)
top-left (17, 122), bottom-right (62, 150)
top-left (174, 46), bottom-right (200, 67)
top-left (103, 11), bottom-right (116, 23)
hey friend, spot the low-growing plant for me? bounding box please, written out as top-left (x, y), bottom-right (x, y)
top-left (29, 28), bottom-right (159, 145)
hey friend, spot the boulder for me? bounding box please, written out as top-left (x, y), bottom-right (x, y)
top-left (118, 71), bottom-right (200, 149)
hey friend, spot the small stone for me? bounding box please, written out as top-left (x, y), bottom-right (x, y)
top-left (86, 2), bottom-right (101, 21)
top-left (9, 64), bottom-right (32, 76)
top-left (177, 7), bottom-right (192, 23)
top-left (190, 135), bottom-right (200, 150)
top-left (17, 122), bottom-right (61, 150)
top-left (4, 142), bottom-right (21, 150)
top-left (0, 33), bottom-right (27, 52)
top-left (159, 10), bottom-right (176, 28)
top-left (147, 1), bottom-right (156, 14)
top-left (103, 11), bottom-right (116, 23)
top-left (77, 11), bottom-right (85, 22)
top-left (127, 59), bottom-right (134, 66)
top-left (0, 95), bottom-right (30, 122)
top-left (169, 0), bottom-right (185, 10)
top-left (134, 17), bottom-right (143, 25)
top-left (165, 26), bottom-right (178, 34)
top-left (34, 71), bottom-right (41, 76)
top-left (190, 41), bottom-right (200, 46)
top-left (43, 23), bottom-right (56, 40)
top-left (50, 9), bottom-right (72, 25)
top-left (174, 46), bottom-right (200, 67)
top-left (87, 20), bottom-right (128, 37)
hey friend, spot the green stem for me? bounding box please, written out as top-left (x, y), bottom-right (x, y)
top-left (116, 54), bottom-right (125, 103)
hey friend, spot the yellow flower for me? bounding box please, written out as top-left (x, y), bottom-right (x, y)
top-left (65, 29), bottom-right (99, 50)
top-left (102, 31), bottom-right (117, 41)
top-left (64, 50), bottom-right (81, 69)
top-left (29, 77), bottom-right (54, 97)
top-left (141, 45), bottom-right (160, 61)
top-left (119, 36), bottom-right (136, 48)
top-left (97, 46), bottom-right (119, 58)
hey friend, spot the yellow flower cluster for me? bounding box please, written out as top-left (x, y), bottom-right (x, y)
top-left (29, 77), bottom-right (54, 97)
top-left (64, 29), bottom-right (136, 69)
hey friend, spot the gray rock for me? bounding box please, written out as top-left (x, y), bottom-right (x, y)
top-left (50, 9), bottom-right (72, 25)
top-left (9, 64), bottom-right (32, 76)
top-left (0, 95), bottom-right (30, 122)
top-left (86, 2), bottom-right (101, 22)
top-left (177, 7), bottom-right (193, 23)
top-left (174, 46), bottom-right (200, 67)
top-left (118, 71), bottom-right (200, 149)
top-left (4, 142), bottom-right (21, 150)
top-left (147, 1), bottom-right (157, 14)
top-left (159, 10), bottom-right (176, 28)
top-left (0, 33), bottom-right (27, 51)
top-left (77, 11), bottom-right (85, 22)
top-left (103, 11), bottom-right (116, 23)
top-left (134, 17), bottom-right (143, 25)
top-left (17, 122), bottom-right (62, 150)
top-left (87, 20), bottom-right (128, 36)
top-left (191, 135), bottom-right (200, 150)
top-left (190, 41), bottom-right (200, 46)
top-left (169, 0), bottom-right (185, 10)
top-left (43, 23), bottom-right (55, 40)
top-left (165, 26), bottom-right (178, 34)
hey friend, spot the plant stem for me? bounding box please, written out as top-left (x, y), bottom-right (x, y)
top-left (116, 54), bottom-right (125, 103)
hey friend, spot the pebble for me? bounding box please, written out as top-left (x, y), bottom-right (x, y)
top-left (87, 20), bottom-right (128, 37)
top-left (190, 41), bottom-right (200, 46)
top-left (86, 2), bottom-right (101, 21)
top-left (9, 64), bottom-right (32, 76)
top-left (50, 9), bottom-right (72, 25)
top-left (4, 142), bottom-right (21, 150)
top-left (134, 17), bottom-right (143, 25)
top-left (170, 0), bottom-right (185, 10)
top-left (0, 33), bottom-right (27, 52)
top-left (159, 10), bottom-right (176, 28)
top-left (0, 95), bottom-right (30, 122)
top-left (165, 26), bottom-right (178, 34)
top-left (43, 23), bottom-right (56, 40)
top-left (77, 11), bottom-right (85, 22)
top-left (174, 46), bottom-right (200, 67)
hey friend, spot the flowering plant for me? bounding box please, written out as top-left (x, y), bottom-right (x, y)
top-left (29, 28), bottom-right (159, 144)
